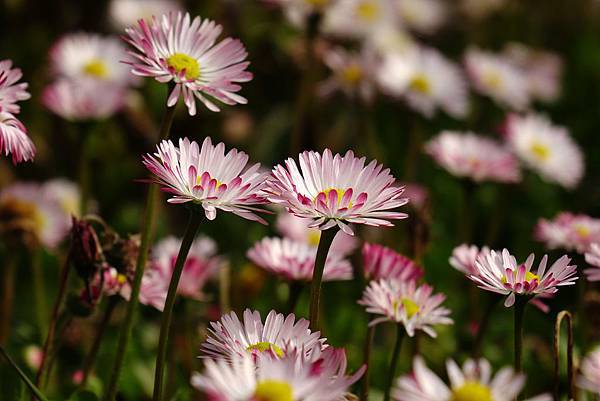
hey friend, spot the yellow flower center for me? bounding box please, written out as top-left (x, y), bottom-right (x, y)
top-left (246, 342), bottom-right (284, 358)
top-left (450, 382), bottom-right (494, 401)
top-left (341, 65), bottom-right (363, 85)
top-left (530, 142), bottom-right (550, 161)
top-left (394, 297), bottom-right (420, 318)
top-left (410, 74), bottom-right (431, 94)
top-left (574, 224), bottom-right (590, 238)
top-left (82, 59), bottom-right (108, 78)
top-left (483, 70), bottom-right (502, 90)
top-left (317, 188), bottom-right (352, 208)
top-left (117, 274), bottom-right (127, 285)
top-left (502, 270), bottom-right (539, 284)
top-left (166, 53), bottom-right (200, 80)
top-left (356, 1), bottom-right (379, 21)
top-left (305, 0), bottom-right (329, 7)
top-left (196, 174), bottom-right (224, 190)
top-left (253, 380), bottom-right (293, 401)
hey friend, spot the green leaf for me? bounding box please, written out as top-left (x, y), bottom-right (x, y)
top-left (0, 346), bottom-right (49, 401)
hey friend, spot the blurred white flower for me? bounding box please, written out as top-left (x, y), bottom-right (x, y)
top-left (396, 0), bottom-right (448, 35)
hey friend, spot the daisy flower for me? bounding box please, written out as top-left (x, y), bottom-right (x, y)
top-left (577, 348), bottom-right (600, 395)
top-left (362, 242), bottom-right (424, 282)
top-left (42, 78), bottom-right (126, 121)
top-left (0, 182), bottom-right (71, 249)
top-left (0, 60), bottom-right (31, 114)
top-left (425, 131), bottom-right (521, 183)
top-left (396, 0), bottom-right (448, 35)
top-left (460, 0), bottom-right (507, 20)
top-left (200, 309), bottom-right (326, 361)
top-left (376, 50), bottom-right (418, 97)
top-left (464, 48), bottom-right (530, 110)
top-left (319, 46), bottom-right (377, 102)
top-left (142, 137), bottom-right (270, 223)
top-left (358, 279), bottom-right (452, 337)
top-left (247, 237), bottom-right (353, 282)
top-left (0, 112), bottom-right (35, 164)
top-left (109, 0), bottom-right (182, 29)
top-left (49, 33), bottom-right (134, 86)
top-left (535, 212), bottom-right (600, 253)
top-left (267, 149), bottom-right (409, 235)
top-left (191, 347), bottom-right (364, 401)
top-left (265, 0), bottom-right (335, 28)
top-left (323, 0), bottom-right (398, 41)
top-left (403, 47), bottom-right (469, 119)
top-left (505, 113), bottom-right (584, 189)
top-left (449, 244), bottom-right (492, 276)
top-left (393, 356), bottom-right (552, 401)
top-left (123, 12), bottom-right (253, 115)
top-left (585, 243), bottom-right (600, 282)
top-left (468, 249), bottom-right (578, 307)
top-left (43, 179), bottom-right (82, 218)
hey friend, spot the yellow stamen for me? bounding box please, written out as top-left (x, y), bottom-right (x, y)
top-left (82, 59), bottom-right (108, 78)
top-left (341, 65), bottom-right (363, 85)
top-left (356, 1), bottom-right (379, 21)
top-left (253, 380), bottom-right (293, 401)
top-left (246, 342), bottom-right (284, 358)
top-left (410, 74), bottom-right (431, 94)
top-left (117, 274), bottom-right (127, 285)
top-left (401, 297), bottom-right (420, 318)
top-left (450, 382), bottom-right (494, 401)
top-left (483, 70), bottom-right (502, 90)
top-left (530, 142), bottom-right (550, 161)
top-left (166, 53), bottom-right (200, 80)
top-left (574, 224), bottom-right (590, 238)
top-left (317, 188), bottom-right (352, 208)
top-left (502, 270), bottom-right (539, 284)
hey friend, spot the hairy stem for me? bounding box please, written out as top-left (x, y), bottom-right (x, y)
top-left (384, 324), bottom-right (405, 401)
top-left (514, 297), bottom-right (528, 376)
top-left (308, 227), bottom-right (339, 330)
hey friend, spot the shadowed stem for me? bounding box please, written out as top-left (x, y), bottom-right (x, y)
top-left (0, 256), bottom-right (16, 345)
top-left (360, 315), bottom-right (376, 401)
top-left (153, 209), bottom-right (203, 401)
top-left (0, 346), bottom-right (50, 401)
top-left (514, 297), bottom-right (528, 377)
top-left (103, 101), bottom-right (176, 401)
top-left (472, 295), bottom-right (500, 358)
top-left (308, 227), bottom-right (339, 330)
top-left (553, 311), bottom-right (574, 401)
top-left (36, 254), bottom-right (71, 390)
top-left (80, 297), bottom-right (119, 387)
top-left (384, 324), bottom-right (405, 401)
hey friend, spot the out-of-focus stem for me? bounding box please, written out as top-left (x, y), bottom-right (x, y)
top-left (0, 256), bottom-right (16, 345)
top-left (514, 297), bottom-right (528, 376)
top-left (219, 262), bottom-right (231, 314)
top-left (360, 316), bottom-right (376, 401)
top-left (553, 311), bottom-right (574, 401)
top-left (472, 295), bottom-right (500, 358)
top-left (103, 100), bottom-right (176, 401)
top-left (383, 324), bottom-right (405, 401)
top-left (286, 281), bottom-right (303, 314)
top-left (31, 251), bottom-right (48, 339)
top-left (308, 227), bottom-right (339, 330)
top-left (459, 180), bottom-right (476, 244)
top-left (152, 209), bottom-right (202, 401)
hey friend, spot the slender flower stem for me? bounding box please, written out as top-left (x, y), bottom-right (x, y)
top-left (80, 297), bottom-right (119, 387)
top-left (152, 209), bottom-right (203, 401)
top-left (78, 126), bottom-right (93, 215)
top-left (0, 346), bottom-right (51, 401)
top-left (514, 297), bottom-right (528, 375)
top-left (472, 295), bottom-right (500, 358)
top-left (219, 262), bottom-right (231, 314)
top-left (553, 311), bottom-right (574, 401)
top-left (384, 324), bottom-right (405, 401)
top-left (0, 256), bottom-right (16, 345)
top-left (308, 227), bottom-right (339, 330)
top-left (286, 281), bottom-right (303, 314)
top-left (103, 101), bottom-right (176, 401)
top-left (360, 315), bottom-right (376, 401)
top-left (459, 180), bottom-right (476, 243)
top-left (35, 254), bottom-right (71, 389)
top-left (31, 250), bottom-right (48, 339)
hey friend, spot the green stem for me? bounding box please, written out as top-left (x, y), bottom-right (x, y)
top-left (36, 255), bottom-right (71, 389)
top-left (80, 297), bottom-right (119, 387)
top-left (0, 256), bottom-right (16, 345)
top-left (219, 262), bottom-right (231, 314)
top-left (459, 180), bottom-right (476, 243)
top-left (472, 295), bottom-right (500, 358)
top-left (103, 101), bottom-right (176, 401)
top-left (0, 346), bottom-right (51, 401)
top-left (152, 209), bottom-right (203, 401)
top-left (360, 316), bottom-right (376, 401)
top-left (308, 227), bottom-right (339, 330)
top-left (384, 324), bottom-right (405, 401)
top-left (286, 281), bottom-right (303, 314)
top-left (31, 251), bottom-right (48, 339)
top-left (514, 297), bottom-right (528, 375)
top-left (553, 311), bottom-right (574, 401)
top-left (78, 127), bottom-right (92, 215)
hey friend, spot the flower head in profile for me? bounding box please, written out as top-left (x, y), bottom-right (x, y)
top-left (0, 60), bottom-right (34, 164)
top-left (505, 113), bottom-right (584, 189)
top-left (585, 243), bottom-right (600, 282)
top-left (192, 347), bottom-right (364, 401)
top-left (42, 78), bottom-right (126, 121)
top-left (267, 149), bottom-right (408, 235)
top-left (319, 47), bottom-right (377, 103)
top-left (359, 279), bottom-right (452, 337)
top-left (393, 357), bottom-right (551, 401)
top-left (469, 249), bottom-right (578, 307)
top-left (425, 131), bottom-right (521, 183)
top-left (449, 244), bottom-right (491, 276)
top-left (464, 48), bottom-right (530, 110)
top-left (142, 137), bottom-right (270, 223)
top-left (578, 348), bottom-right (600, 395)
top-left (109, 0), bottom-right (182, 29)
top-left (247, 237), bottom-right (353, 282)
top-left (124, 12), bottom-right (252, 115)
top-left (403, 47), bottom-right (469, 119)
top-left (362, 242), bottom-right (423, 282)
top-left (200, 309), bottom-right (326, 362)
top-left (49, 33), bottom-right (134, 87)
top-left (535, 212), bottom-right (600, 253)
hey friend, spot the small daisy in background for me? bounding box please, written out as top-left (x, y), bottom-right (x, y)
top-left (449, 244), bottom-right (491, 276)
top-left (0, 60), bottom-right (34, 164)
top-left (505, 113), bottom-right (584, 189)
top-left (362, 242), bottom-right (424, 282)
top-left (464, 48), bottom-right (530, 110)
top-left (535, 212), bottom-right (600, 253)
top-left (425, 131), bottom-right (521, 183)
top-left (200, 309), bottom-right (326, 362)
top-left (585, 243), bottom-right (600, 282)
top-left (124, 12), bottom-right (253, 115)
top-left (265, 0), bottom-right (335, 28)
top-left (109, 0), bottom-right (182, 29)
top-left (319, 46), bottom-right (377, 103)
top-left (396, 0), bottom-right (448, 35)
top-left (192, 347), bottom-right (364, 401)
top-left (323, 0), bottom-right (398, 41)
top-left (142, 137), bottom-right (270, 223)
top-left (577, 348), bottom-right (600, 396)
top-left (393, 357), bottom-right (552, 401)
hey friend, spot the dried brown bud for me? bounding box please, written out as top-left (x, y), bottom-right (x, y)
top-left (69, 217), bottom-right (103, 281)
